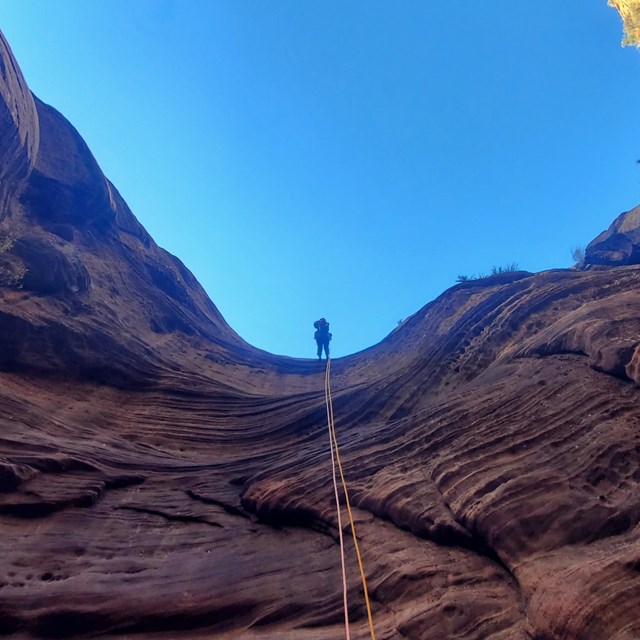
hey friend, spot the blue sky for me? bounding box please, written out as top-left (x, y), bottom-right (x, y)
top-left (1, 1), bottom-right (639, 358)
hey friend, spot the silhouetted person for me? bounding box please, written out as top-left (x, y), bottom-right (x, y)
top-left (314, 318), bottom-right (332, 360)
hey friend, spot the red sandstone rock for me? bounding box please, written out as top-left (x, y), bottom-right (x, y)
top-left (1, 28), bottom-right (640, 640)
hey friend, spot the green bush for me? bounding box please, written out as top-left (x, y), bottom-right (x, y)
top-left (490, 262), bottom-right (519, 275)
top-left (456, 263), bottom-right (519, 283)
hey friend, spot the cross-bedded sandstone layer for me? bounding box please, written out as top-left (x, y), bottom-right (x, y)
top-left (1, 29), bottom-right (640, 640)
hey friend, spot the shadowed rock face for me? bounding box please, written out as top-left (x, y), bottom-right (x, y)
top-left (1, 29), bottom-right (640, 640)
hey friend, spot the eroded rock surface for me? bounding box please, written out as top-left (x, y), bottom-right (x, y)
top-left (1, 28), bottom-right (640, 640)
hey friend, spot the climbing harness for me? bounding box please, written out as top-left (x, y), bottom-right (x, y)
top-left (324, 357), bottom-right (377, 640)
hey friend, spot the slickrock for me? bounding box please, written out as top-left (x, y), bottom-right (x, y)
top-left (1, 28), bottom-right (640, 640)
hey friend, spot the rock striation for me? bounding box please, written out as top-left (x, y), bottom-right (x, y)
top-left (1, 28), bottom-right (640, 640)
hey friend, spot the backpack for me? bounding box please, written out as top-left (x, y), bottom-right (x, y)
top-left (314, 320), bottom-right (331, 341)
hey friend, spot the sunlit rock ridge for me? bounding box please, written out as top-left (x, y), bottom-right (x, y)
top-left (1, 28), bottom-right (640, 640)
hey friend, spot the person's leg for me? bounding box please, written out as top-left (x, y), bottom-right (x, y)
top-left (324, 340), bottom-right (330, 359)
top-left (316, 340), bottom-right (322, 359)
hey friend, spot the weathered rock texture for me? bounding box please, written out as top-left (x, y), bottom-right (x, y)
top-left (1, 29), bottom-right (640, 640)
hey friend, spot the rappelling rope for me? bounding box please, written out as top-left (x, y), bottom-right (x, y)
top-left (325, 357), bottom-right (351, 639)
top-left (324, 357), bottom-right (377, 640)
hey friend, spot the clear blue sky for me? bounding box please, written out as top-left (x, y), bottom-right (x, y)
top-left (1, 1), bottom-right (639, 358)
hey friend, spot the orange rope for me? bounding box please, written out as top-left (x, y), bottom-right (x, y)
top-left (325, 357), bottom-right (351, 640)
top-left (325, 357), bottom-right (377, 640)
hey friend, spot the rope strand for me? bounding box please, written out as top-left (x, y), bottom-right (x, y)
top-left (325, 358), bottom-right (351, 640)
top-left (325, 357), bottom-right (377, 640)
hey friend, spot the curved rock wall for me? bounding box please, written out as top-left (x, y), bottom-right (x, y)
top-left (0, 28), bottom-right (252, 383)
top-left (21, 96), bottom-right (118, 229)
top-left (2, 264), bottom-right (640, 639)
top-left (0, 32), bottom-right (39, 216)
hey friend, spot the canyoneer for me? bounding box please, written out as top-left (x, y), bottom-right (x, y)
top-left (314, 318), bottom-right (332, 360)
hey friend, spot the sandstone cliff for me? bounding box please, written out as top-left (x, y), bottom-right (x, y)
top-left (1, 30), bottom-right (640, 640)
